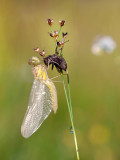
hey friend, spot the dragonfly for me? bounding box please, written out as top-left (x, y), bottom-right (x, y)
top-left (21, 57), bottom-right (58, 138)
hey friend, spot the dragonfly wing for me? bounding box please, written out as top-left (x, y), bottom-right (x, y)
top-left (45, 79), bottom-right (58, 113)
top-left (21, 79), bottom-right (53, 138)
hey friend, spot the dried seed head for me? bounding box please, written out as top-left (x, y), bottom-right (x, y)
top-left (49, 30), bottom-right (58, 39)
top-left (57, 41), bottom-right (61, 47)
top-left (33, 47), bottom-right (39, 52)
top-left (53, 30), bottom-right (58, 38)
top-left (49, 32), bottom-right (54, 37)
top-left (62, 32), bottom-right (68, 38)
top-left (57, 41), bottom-right (64, 47)
top-left (39, 50), bottom-right (45, 57)
top-left (47, 18), bottom-right (54, 26)
top-left (59, 20), bottom-right (65, 27)
top-left (61, 41), bottom-right (64, 45)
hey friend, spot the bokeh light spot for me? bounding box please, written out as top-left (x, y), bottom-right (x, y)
top-left (95, 148), bottom-right (115, 160)
top-left (88, 124), bottom-right (110, 145)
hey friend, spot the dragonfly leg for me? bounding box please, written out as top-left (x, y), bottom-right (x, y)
top-left (47, 60), bottom-right (50, 70)
top-left (50, 75), bottom-right (61, 80)
top-left (52, 81), bottom-right (63, 83)
top-left (50, 69), bottom-right (69, 80)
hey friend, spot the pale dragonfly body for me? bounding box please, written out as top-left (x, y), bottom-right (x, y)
top-left (21, 64), bottom-right (58, 138)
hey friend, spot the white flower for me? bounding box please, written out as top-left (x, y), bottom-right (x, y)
top-left (91, 35), bottom-right (116, 56)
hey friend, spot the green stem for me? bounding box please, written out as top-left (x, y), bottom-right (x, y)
top-left (50, 26), bottom-right (57, 48)
top-left (50, 26), bottom-right (53, 33)
top-left (58, 26), bottom-right (62, 35)
top-left (67, 74), bottom-right (73, 120)
top-left (62, 76), bottom-right (80, 160)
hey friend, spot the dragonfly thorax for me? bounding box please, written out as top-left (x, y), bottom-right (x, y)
top-left (33, 65), bottom-right (48, 81)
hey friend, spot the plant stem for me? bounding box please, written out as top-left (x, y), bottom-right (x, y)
top-left (58, 26), bottom-right (62, 35)
top-left (61, 75), bottom-right (80, 160)
top-left (51, 22), bottom-right (79, 159)
top-left (66, 74), bottom-right (73, 119)
top-left (50, 26), bottom-right (53, 33)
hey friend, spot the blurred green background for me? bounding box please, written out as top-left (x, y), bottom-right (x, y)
top-left (0, 0), bottom-right (120, 159)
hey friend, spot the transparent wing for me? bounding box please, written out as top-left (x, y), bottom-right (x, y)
top-left (45, 79), bottom-right (58, 113)
top-left (21, 79), bottom-right (53, 138)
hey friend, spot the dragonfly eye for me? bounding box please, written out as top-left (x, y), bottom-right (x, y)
top-left (28, 57), bottom-right (40, 66)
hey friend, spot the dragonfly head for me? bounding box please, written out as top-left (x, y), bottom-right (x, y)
top-left (28, 57), bottom-right (40, 66)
